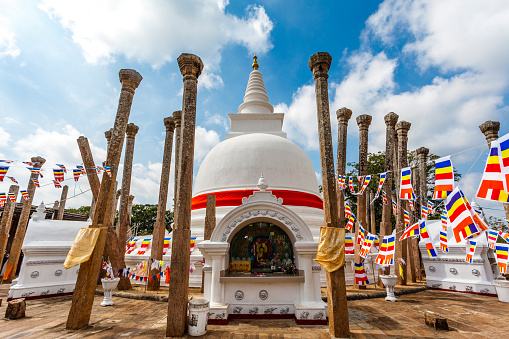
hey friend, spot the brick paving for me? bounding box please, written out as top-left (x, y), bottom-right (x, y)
top-left (0, 283), bottom-right (507, 338)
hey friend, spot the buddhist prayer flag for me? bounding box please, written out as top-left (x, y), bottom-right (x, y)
top-left (433, 156), bottom-right (454, 199)
top-left (20, 190), bottom-right (29, 200)
top-left (359, 233), bottom-right (377, 259)
top-left (137, 239), bottom-right (150, 255)
top-left (404, 210), bottom-right (410, 228)
top-left (8, 193), bottom-right (16, 202)
top-left (499, 231), bottom-right (509, 243)
top-left (375, 234), bottom-right (395, 266)
top-left (427, 201), bottom-right (434, 215)
top-left (354, 262), bottom-right (369, 285)
top-left (382, 191), bottom-right (388, 205)
top-left (338, 175), bottom-right (346, 190)
top-left (372, 172), bottom-right (387, 203)
top-left (346, 215), bottom-right (355, 232)
top-left (446, 187), bottom-right (483, 242)
top-left (409, 199), bottom-right (414, 211)
top-left (0, 160), bottom-right (14, 163)
top-left (400, 167), bottom-right (416, 200)
top-left (104, 166), bottom-right (112, 177)
top-left (73, 169), bottom-right (81, 181)
top-left (77, 165), bottom-right (86, 175)
top-left (488, 229), bottom-right (499, 249)
top-left (6, 176), bottom-right (18, 184)
top-left (357, 223), bottom-right (365, 246)
top-left (344, 201), bottom-right (352, 220)
top-left (421, 205), bottom-right (428, 220)
top-left (440, 211), bottom-right (449, 252)
top-left (28, 167), bottom-right (43, 178)
top-left (499, 132), bottom-right (509, 190)
top-left (53, 180), bottom-right (62, 188)
top-left (400, 222), bottom-right (420, 241)
top-left (465, 239), bottom-right (477, 264)
top-left (358, 175), bottom-right (371, 195)
top-left (23, 161), bottom-right (38, 166)
top-left (345, 235), bottom-right (354, 254)
top-left (32, 178), bottom-right (40, 187)
top-left (495, 244), bottom-right (509, 274)
top-left (348, 177), bottom-right (356, 195)
top-left (0, 166), bottom-right (8, 181)
top-left (392, 200), bottom-right (397, 216)
top-left (163, 237), bottom-right (171, 255)
top-left (56, 164), bottom-right (67, 173)
top-left (53, 168), bottom-right (65, 182)
top-left (0, 193), bottom-right (6, 204)
top-left (476, 140), bottom-right (509, 203)
top-left (419, 219), bottom-right (437, 257)
top-left (190, 237), bottom-right (197, 254)
top-left (399, 264), bottom-right (404, 279)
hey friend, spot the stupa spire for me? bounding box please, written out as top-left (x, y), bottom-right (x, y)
top-left (238, 55), bottom-right (274, 114)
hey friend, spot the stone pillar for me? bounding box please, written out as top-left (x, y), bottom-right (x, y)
top-left (408, 167), bottom-right (420, 283)
top-left (0, 185), bottom-right (19, 268)
top-left (166, 53), bottom-right (203, 338)
top-left (395, 121), bottom-right (411, 285)
top-left (52, 200), bottom-right (59, 220)
top-left (77, 136), bottom-right (102, 220)
top-left (173, 110), bottom-right (182, 210)
top-left (117, 123), bottom-right (139, 254)
top-left (66, 69), bottom-right (142, 330)
top-left (336, 107), bottom-right (352, 227)
top-left (148, 117), bottom-right (175, 291)
top-left (105, 128), bottom-right (113, 157)
top-left (370, 189), bottom-right (376, 234)
top-left (204, 195), bottom-right (216, 241)
top-left (110, 187), bottom-right (120, 227)
top-left (4, 156), bottom-right (45, 283)
top-left (479, 121), bottom-right (509, 220)
top-left (381, 113), bottom-right (398, 238)
top-left (56, 185), bottom-right (69, 220)
top-left (356, 114), bottom-right (372, 278)
top-left (309, 52), bottom-right (349, 338)
top-left (127, 195), bottom-right (134, 226)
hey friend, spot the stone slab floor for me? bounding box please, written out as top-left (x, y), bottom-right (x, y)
top-left (0, 286), bottom-right (507, 338)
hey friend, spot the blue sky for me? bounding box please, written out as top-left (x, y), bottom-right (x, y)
top-left (0, 0), bottom-right (508, 219)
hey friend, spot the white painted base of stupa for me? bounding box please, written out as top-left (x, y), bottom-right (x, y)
top-left (419, 220), bottom-right (498, 296)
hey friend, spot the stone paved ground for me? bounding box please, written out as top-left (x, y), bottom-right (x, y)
top-left (0, 283), bottom-right (507, 338)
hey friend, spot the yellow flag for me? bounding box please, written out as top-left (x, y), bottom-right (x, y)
top-left (315, 227), bottom-right (346, 273)
top-left (399, 263), bottom-right (404, 279)
top-left (63, 228), bottom-right (103, 269)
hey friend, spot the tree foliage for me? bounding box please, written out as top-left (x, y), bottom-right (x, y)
top-left (342, 150), bottom-right (462, 233)
top-left (130, 204), bottom-right (173, 235)
top-left (66, 205), bottom-right (91, 216)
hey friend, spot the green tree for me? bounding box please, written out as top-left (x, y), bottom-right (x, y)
top-left (130, 204), bottom-right (173, 235)
top-left (66, 205), bottom-right (91, 216)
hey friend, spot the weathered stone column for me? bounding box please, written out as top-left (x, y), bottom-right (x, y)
top-left (309, 52), bottom-right (349, 338)
top-left (0, 185), bottom-right (19, 268)
top-left (370, 189), bottom-right (376, 234)
top-left (127, 195), bottom-right (134, 226)
top-left (110, 186), bottom-right (120, 227)
top-left (52, 200), bottom-right (59, 220)
top-left (365, 187), bottom-right (371, 232)
top-left (148, 116), bottom-right (175, 291)
top-left (166, 53), bottom-right (203, 338)
top-left (4, 156), bottom-right (45, 283)
top-left (416, 147), bottom-right (429, 213)
top-left (479, 121), bottom-right (509, 220)
top-left (105, 128), bottom-right (113, 157)
top-left (356, 114), bottom-right (372, 281)
top-left (336, 107), bottom-right (352, 226)
top-left (67, 69), bottom-right (142, 330)
top-left (117, 123), bottom-right (139, 255)
top-left (408, 167), bottom-right (420, 282)
top-left (77, 136), bottom-right (101, 221)
top-left (395, 121), bottom-right (411, 285)
top-left (56, 185), bottom-right (69, 220)
top-left (173, 110), bottom-right (182, 209)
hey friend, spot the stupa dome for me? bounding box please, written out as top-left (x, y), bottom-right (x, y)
top-left (193, 132), bottom-right (319, 196)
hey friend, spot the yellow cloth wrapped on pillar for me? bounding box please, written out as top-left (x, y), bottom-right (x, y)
top-left (63, 228), bottom-right (104, 269)
top-left (315, 227), bottom-right (346, 273)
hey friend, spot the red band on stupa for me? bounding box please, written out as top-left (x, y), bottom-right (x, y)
top-left (191, 189), bottom-right (323, 210)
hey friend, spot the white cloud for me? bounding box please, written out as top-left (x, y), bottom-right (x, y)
top-left (0, 127), bottom-right (11, 146)
top-left (194, 126), bottom-right (221, 162)
top-left (367, 0), bottom-right (509, 75)
top-left (204, 110), bottom-right (228, 131)
top-left (0, 20), bottom-right (20, 58)
top-left (39, 0), bottom-right (274, 88)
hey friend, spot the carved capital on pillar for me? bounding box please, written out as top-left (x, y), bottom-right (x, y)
top-left (356, 114), bottom-right (372, 130)
top-left (125, 123), bottom-right (139, 138)
top-left (336, 107), bottom-right (352, 125)
top-left (105, 128), bottom-right (113, 143)
top-left (177, 53), bottom-right (203, 78)
top-left (396, 121), bottom-right (411, 137)
top-left (116, 189), bottom-right (122, 199)
top-left (308, 52), bottom-right (332, 79)
top-left (416, 147), bottom-right (429, 159)
top-left (479, 120), bottom-right (500, 143)
top-left (384, 112), bottom-right (399, 128)
top-left (32, 156), bottom-right (46, 168)
top-left (119, 69), bottom-right (142, 90)
top-left (173, 110), bottom-right (182, 127)
top-left (164, 117), bottom-right (175, 131)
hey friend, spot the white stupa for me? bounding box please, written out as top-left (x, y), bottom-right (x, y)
top-left (195, 56), bottom-right (328, 324)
